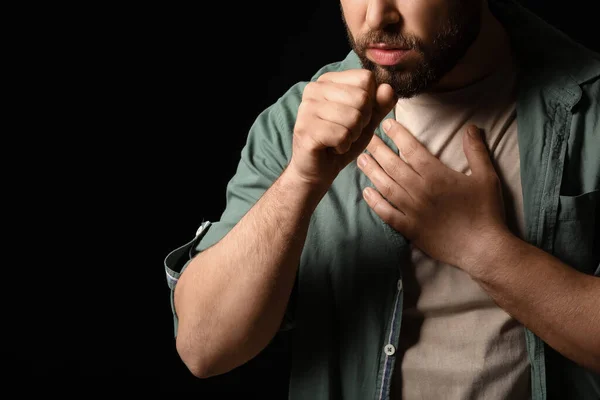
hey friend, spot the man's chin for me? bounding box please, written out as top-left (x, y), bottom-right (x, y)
top-left (388, 71), bottom-right (434, 99)
top-left (372, 66), bottom-right (414, 85)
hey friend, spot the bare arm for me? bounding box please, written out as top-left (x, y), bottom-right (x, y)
top-left (472, 232), bottom-right (600, 373)
top-left (174, 167), bottom-right (325, 378)
top-left (173, 71), bottom-right (395, 379)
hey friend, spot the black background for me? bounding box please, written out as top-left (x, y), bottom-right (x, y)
top-left (3, 1), bottom-right (598, 397)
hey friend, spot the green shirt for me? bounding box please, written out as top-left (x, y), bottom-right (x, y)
top-left (164, 0), bottom-right (600, 398)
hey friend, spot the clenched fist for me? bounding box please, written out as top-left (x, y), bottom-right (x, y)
top-left (288, 69), bottom-right (396, 188)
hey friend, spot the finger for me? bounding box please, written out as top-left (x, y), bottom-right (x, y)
top-left (366, 135), bottom-right (423, 195)
top-left (314, 101), bottom-right (365, 145)
top-left (296, 113), bottom-right (354, 152)
top-left (367, 83), bottom-right (397, 134)
top-left (381, 118), bottom-right (438, 177)
top-left (351, 83), bottom-right (397, 151)
top-left (462, 125), bottom-right (496, 179)
top-left (362, 186), bottom-right (413, 237)
top-left (317, 69), bottom-right (376, 95)
top-left (303, 81), bottom-right (373, 118)
top-left (357, 152), bottom-right (414, 209)
top-left (318, 121), bottom-right (353, 154)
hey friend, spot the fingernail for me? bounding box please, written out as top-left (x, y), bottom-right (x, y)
top-left (468, 125), bottom-right (480, 139)
top-left (357, 154), bottom-right (367, 168)
top-left (383, 119), bottom-right (392, 132)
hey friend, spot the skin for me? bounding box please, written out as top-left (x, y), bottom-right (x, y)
top-left (175, 70), bottom-right (396, 377)
top-left (340, 0), bottom-right (510, 97)
top-left (174, 0), bottom-right (599, 378)
top-left (344, 0), bottom-right (599, 373)
top-left (357, 120), bottom-right (600, 373)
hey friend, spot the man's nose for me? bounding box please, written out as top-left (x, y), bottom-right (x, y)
top-left (366, 0), bottom-right (401, 31)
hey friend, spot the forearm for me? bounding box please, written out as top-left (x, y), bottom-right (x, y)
top-left (174, 166), bottom-right (327, 378)
top-left (471, 232), bottom-right (600, 373)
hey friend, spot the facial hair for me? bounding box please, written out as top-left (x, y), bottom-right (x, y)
top-left (342, 1), bottom-right (482, 98)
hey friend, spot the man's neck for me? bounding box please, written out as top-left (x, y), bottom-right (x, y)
top-left (430, 5), bottom-right (512, 93)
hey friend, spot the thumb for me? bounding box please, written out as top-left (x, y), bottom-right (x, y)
top-left (372, 83), bottom-right (397, 123)
top-left (353, 83), bottom-right (397, 150)
top-left (369, 83), bottom-right (397, 132)
top-left (463, 125), bottom-right (495, 178)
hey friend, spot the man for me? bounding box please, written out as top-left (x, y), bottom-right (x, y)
top-left (164, 0), bottom-right (599, 398)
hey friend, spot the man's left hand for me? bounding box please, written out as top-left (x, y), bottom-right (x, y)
top-left (357, 118), bottom-right (511, 274)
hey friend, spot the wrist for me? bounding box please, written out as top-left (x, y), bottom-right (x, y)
top-left (282, 162), bottom-right (332, 193)
top-left (462, 226), bottom-right (521, 281)
top-left (279, 165), bottom-right (331, 209)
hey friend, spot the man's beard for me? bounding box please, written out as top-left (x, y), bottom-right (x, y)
top-left (343, 3), bottom-right (481, 98)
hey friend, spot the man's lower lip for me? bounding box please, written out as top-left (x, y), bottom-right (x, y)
top-left (367, 48), bottom-right (410, 65)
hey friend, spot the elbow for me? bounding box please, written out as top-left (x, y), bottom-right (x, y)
top-left (181, 358), bottom-right (213, 380)
top-left (186, 363), bottom-right (216, 380)
top-left (176, 335), bottom-right (217, 379)
top-left (175, 328), bottom-right (271, 379)
top-left (176, 332), bottom-right (241, 379)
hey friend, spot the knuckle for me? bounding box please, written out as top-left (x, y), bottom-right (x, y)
top-left (370, 197), bottom-right (379, 210)
top-left (296, 101), bottom-right (308, 118)
top-left (338, 127), bottom-right (353, 143)
top-left (317, 72), bottom-right (331, 82)
top-left (418, 159), bottom-right (432, 175)
top-left (357, 89), bottom-right (370, 106)
top-left (401, 141), bottom-right (418, 159)
top-left (381, 182), bottom-right (394, 199)
top-left (302, 82), bottom-right (317, 99)
top-left (348, 108), bottom-right (363, 128)
top-left (368, 143), bottom-right (380, 158)
top-left (357, 69), bottom-right (374, 88)
top-left (387, 161), bottom-right (401, 178)
top-left (299, 98), bottom-right (317, 113)
top-left (371, 196), bottom-right (382, 212)
top-left (293, 120), bottom-right (307, 138)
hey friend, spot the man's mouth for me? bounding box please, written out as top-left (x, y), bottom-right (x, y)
top-left (366, 45), bottom-right (411, 66)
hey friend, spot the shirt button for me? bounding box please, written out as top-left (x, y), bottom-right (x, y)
top-left (397, 279), bottom-right (403, 291)
top-left (384, 344), bottom-right (396, 356)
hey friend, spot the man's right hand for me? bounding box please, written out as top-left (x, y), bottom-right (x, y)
top-left (288, 69), bottom-right (397, 188)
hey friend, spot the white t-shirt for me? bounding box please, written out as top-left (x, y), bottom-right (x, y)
top-left (390, 56), bottom-right (531, 400)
